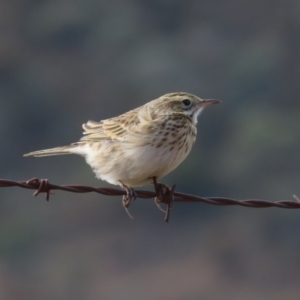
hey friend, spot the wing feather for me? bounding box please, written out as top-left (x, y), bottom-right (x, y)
top-left (79, 107), bottom-right (147, 142)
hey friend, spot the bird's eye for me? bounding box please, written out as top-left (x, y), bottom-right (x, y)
top-left (182, 99), bottom-right (191, 106)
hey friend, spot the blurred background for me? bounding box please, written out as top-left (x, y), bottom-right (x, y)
top-left (1, 0), bottom-right (300, 299)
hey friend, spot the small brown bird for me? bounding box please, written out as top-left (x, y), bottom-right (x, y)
top-left (24, 92), bottom-right (220, 210)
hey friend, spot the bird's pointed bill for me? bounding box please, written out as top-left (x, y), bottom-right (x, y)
top-left (201, 99), bottom-right (221, 107)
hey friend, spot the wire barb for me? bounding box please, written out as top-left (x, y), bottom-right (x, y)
top-left (27, 178), bottom-right (52, 201)
top-left (1, 178), bottom-right (300, 221)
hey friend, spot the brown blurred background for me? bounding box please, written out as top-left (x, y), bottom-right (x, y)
top-left (1, 0), bottom-right (300, 299)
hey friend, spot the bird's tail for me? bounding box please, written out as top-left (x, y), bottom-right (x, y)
top-left (24, 145), bottom-right (77, 157)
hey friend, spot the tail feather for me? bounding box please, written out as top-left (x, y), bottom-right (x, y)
top-left (23, 145), bottom-right (75, 157)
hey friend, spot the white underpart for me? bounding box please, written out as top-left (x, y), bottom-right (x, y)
top-left (69, 135), bottom-right (195, 187)
top-left (192, 107), bottom-right (204, 124)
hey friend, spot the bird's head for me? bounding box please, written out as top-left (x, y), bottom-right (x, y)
top-left (154, 92), bottom-right (220, 124)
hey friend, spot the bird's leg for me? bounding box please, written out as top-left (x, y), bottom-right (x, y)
top-left (153, 177), bottom-right (167, 213)
top-left (152, 177), bottom-right (176, 222)
top-left (118, 181), bottom-right (136, 219)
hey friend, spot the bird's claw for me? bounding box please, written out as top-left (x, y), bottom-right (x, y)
top-left (122, 187), bottom-right (137, 208)
top-left (118, 181), bottom-right (136, 219)
top-left (153, 177), bottom-right (176, 222)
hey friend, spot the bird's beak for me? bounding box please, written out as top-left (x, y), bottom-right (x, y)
top-left (201, 99), bottom-right (221, 107)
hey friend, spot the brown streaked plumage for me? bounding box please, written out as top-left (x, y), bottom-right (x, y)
top-left (24, 92), bottom-right (220, 210)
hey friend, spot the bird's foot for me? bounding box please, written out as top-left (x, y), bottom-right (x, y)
top-left (152, 177), bottom-right (176, 222)
top-left (118, 181), bottom-right (136, 219)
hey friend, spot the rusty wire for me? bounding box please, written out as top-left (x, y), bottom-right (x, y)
top-left (1, 177), bottom-right (300, 211)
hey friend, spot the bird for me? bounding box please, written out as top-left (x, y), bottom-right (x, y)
top-left (24, 92), bottom-right (220, 214)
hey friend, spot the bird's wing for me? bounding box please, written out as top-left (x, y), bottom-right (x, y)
top-left (80, 120), bottom-right (107, 141)
top-left (80, 108), bottom-right (151, 142)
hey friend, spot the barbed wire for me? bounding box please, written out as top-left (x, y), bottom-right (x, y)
top-left (1, 177), bottom-right (300, 222)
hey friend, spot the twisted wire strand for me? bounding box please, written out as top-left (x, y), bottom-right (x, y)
top-left (1, 177), bottom-right (299, 209)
